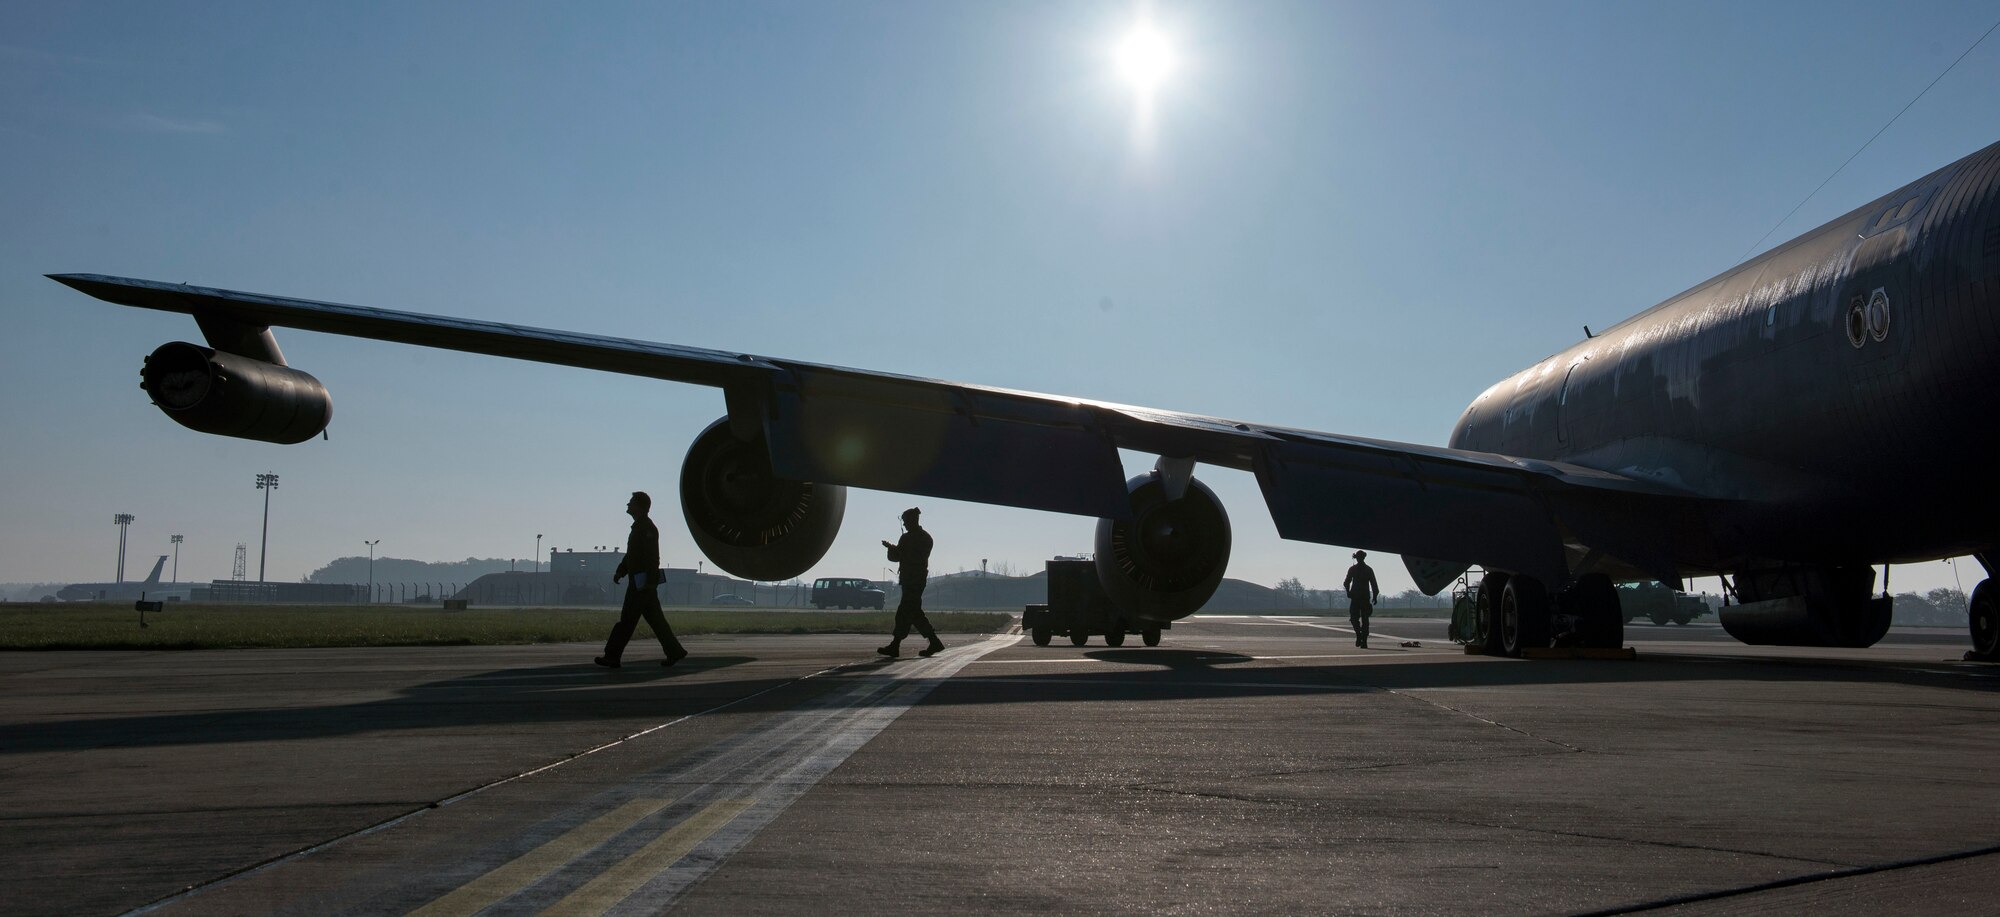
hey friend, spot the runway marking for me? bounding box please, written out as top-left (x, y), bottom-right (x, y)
top-left (542, 797), bottom-right (755, 914)
top-left (1251, 616), bottom-right (1437, 645)
top-left (408, 797), bottom-right (677, 917)
top-left (400, 635), bottom-right (1016, 914)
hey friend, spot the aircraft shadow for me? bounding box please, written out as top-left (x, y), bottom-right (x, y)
top-left (1, 647), bottom-right (1992, 755)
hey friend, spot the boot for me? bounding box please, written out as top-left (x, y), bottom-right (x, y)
top-left (594, 656), bottom-right (621, 669)
top-left (876, 642), bottom-right (900, 658)
top-left (919, 638), bottom-right (946, 657)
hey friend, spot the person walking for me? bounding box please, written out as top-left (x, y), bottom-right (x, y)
top-left (879, 507), bottom-right (944, 658)
top-left (1343, 550), bottom-right (1380, 648)
top-left (595, 491), bottom-right (688, 669)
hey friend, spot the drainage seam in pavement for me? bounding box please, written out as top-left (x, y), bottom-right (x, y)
top-left (1570, 841), bottom-right (2000, 916)
top-left (117, 655), bottom-right (887, 917)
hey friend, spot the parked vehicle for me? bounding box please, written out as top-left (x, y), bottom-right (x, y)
top-left (1022, 557), bottom-right (1165, 647)
top-left (810, 577), bottom-right (885, 610)
top-left (711, 593), bottom-right (754, 606)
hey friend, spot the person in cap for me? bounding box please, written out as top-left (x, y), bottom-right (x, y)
top-left (878, 507), bottom-right (944, 658)
top-left (595, 491), bottom-right (688, 669)
top-left (1343, 550), bottom-right (1380, 648)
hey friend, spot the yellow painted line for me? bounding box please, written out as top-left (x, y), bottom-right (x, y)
top-left (409, 797), bottom-right (675, 917)
top-left (542, 798), bottom-right (756, 914)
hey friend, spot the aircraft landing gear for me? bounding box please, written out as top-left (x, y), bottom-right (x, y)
top-left (1498, 575), bottom-right (1551, 657)
top-left (1971, 579), bottom-right (1999, 658)
top-left (1558, 573), bottom-right (1624, 649)
top-left (1475, 573), bottom-right (1508, 655)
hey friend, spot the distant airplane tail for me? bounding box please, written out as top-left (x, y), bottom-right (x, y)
top-left (142, 555), bottom-right (167, 584)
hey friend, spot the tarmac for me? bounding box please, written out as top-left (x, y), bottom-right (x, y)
top-left (3, 616), bottom-right (1997, 915)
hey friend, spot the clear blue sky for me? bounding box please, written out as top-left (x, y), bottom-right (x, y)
top-left (3, 1), bottom-right (1996, 598)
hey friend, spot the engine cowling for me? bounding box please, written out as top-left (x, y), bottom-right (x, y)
top-left (680, 417), bottom-right (846, 581)
top-left (140, 342), bottom-right (332, 444)
top-left (1094, 471), bottom-right (1231, 623)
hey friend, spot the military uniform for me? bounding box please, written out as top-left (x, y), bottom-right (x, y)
top-left (880, 510), bottom-right (944, 657)
top-left (598, 499), bottom-right (687, 667)
top-left (1344, 556), bottom-right (1380, 648)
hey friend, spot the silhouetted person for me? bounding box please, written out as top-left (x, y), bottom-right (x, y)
top-left (1344, 550), bottom-right (1380, 648)
top-left (596, 491), bottom-right (688, 669)
top-left (879, 507), bottom-right (943, 658)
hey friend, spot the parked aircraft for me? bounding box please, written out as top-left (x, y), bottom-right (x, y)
top-left (47, 139), bottom-right (2000, 656)
top-left (56, 555), bottom-right (192, 602)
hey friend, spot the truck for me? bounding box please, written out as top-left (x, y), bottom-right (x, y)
top-left (1021, 556), bottom-right (1168, 647)
top-left (1619, 582), bottom-right (1710, 625)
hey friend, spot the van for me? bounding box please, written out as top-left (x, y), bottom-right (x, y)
top-left (812, 577), bottom-right (886, 610)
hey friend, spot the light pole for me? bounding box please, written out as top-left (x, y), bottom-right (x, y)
top-left (113, 514), bottom-right (135, 582)
top-left (255, 473), bottom-right (279, 582)
top-left (170, 534), bottom-right (183, 582)
top-left (535, 534), bottom-right (543, 573)
top-left (365, 539), bottom-right (380, 603)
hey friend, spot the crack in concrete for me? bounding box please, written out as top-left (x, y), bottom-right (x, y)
top-left (1571, 841), bottom-right (2000, 916)
top-left (1408, 811), bottom-right (1853, 869)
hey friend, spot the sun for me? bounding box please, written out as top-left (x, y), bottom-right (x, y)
top-left (1114, 25), bottom-right (1175, 96)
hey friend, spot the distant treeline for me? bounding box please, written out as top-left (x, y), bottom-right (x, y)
top-left (1893, 589), bottom-right (1968, 627)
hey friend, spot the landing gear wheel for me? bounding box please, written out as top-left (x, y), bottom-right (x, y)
top-left (1476, 573), bottom-right (1509, 655)
top-left (1499, 575), bottom-right (1550, 657)
top-left (1070, 631), bottom-right (1089, 647)
top-left (1567, 573), bottom-right (1623, 649)
top-left (1104, 628), bottom-right (1126, 648)
top-left (1032, 627), bottom-right (1052, 647)
top-left (1142, 627), bottom-right (1162, 647)
top-left (1971, 580), bottom-right (1999, 657)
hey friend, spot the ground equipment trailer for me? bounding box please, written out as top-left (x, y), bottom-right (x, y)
top-left (1021, 557), bottom-right (1168, 647)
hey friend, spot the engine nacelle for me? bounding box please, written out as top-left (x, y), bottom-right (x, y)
top-left (140, 342), bottom-right (332, 444)
top-left (680, 417), bottom-right (846, 581)
top-left (1094, 471), bottom-right (1231, 623)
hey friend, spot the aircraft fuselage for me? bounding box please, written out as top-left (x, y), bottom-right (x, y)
top-left (1449, 140), bottom-right (2000, 573)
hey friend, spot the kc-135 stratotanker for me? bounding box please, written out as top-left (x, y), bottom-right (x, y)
top-left (49, 139), bottom-right (2000, 657)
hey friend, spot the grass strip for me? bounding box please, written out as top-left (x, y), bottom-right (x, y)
top-left (0, 604), bottom-right (1015, 650)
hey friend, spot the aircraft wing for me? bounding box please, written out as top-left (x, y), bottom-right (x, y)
top-left (50, 273), bottom-right (1710, 587)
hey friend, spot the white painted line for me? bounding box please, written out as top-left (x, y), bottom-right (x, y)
top-left (425, 635), bottom-right (1022, 915)
top-left (1254, 615), bottom-right (1437, 644)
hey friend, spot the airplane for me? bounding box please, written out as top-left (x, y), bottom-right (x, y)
top-left (56, 555), bottom-right (193, 602)
top-left (45, 138), bottom-right (2000, 658)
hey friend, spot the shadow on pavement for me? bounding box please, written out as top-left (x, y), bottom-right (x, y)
top-left (4, 644), bottom-right (1995, 755)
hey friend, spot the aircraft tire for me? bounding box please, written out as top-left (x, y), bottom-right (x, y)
top-left (1143, 627), bottom-right (1162, 647)
top-left (1032, 627), bottom-right (1052, 647)
top-left (1500, 575), bottom-right (1550, 657)
top-left (1104, 628), bottom-right (1126, 647)
top-left (1476, 573), bottom-right (1510, 655)
top-left (1971, 580), bottom-right (1999, 657)
top-left (1568, 573), bottom-right (1623, 648)
top-left (1070, 631), bottom-right (1089, 647)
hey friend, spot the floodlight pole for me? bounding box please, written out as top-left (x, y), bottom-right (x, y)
top-left (365, 539), bottom-right (380, 604)
top-left (113, 514), bottom-right (135, 582)
top-left (535, 534), bottom-right (543, 573)
top-left (255, 473), bottom-right (279, 582)
top-left (170, 534), bottom-right (183, 582)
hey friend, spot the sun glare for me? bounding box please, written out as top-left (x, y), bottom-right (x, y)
top-left (1115, 26), bottom-right (1174, 95)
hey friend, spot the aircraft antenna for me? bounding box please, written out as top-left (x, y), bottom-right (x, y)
top-left (1736, 16), bottom-right (2000, 262)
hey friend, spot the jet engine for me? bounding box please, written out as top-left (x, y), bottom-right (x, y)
top-left (1094, 471), bottom-right (1231, 622)
top-left (679, 417), bottom-right (846, 581)
top-left (140, 342), bottom-right (332, 444)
